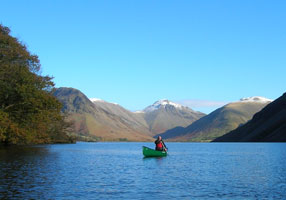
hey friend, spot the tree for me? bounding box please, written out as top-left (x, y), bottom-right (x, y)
top-left (0, 24), bottom-right (73, 144)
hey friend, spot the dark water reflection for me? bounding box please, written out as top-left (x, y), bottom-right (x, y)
top-left (1, 142), bottom-right (286, 199)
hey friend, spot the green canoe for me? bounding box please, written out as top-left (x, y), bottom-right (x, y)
top-left (142, 146), bottom-right (167, 157)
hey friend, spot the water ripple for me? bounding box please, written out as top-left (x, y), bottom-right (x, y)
top-left (0, 142), bottom-right (286, 199)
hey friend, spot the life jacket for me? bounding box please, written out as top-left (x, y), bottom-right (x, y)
top-left (156, 141), bottom-right (163, 149)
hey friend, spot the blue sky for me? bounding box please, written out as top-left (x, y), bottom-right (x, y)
top-left (1, 0), bottom-right (286, 113)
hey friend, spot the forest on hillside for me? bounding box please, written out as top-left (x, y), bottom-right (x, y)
top-left (0, 24), bottom-right (74, 145)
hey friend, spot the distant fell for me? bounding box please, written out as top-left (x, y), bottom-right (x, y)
top-left (54, 87), bottom-right (153, 141)
top-left (54, 90), bottom-right (205, 141)
top-left (90, 98), bottom-right (151, 136)
top-left (140, 99), bottom-right (205, 135)
top-left (213, 93), bottom-right (286, 142)
top-left (158, 97), bottom-right (271, 142)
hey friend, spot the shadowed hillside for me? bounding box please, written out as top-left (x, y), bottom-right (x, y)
top-left (213, 93), bottom-right (286, 142)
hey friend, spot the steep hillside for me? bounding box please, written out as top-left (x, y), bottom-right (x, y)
top-left (213, 93), bottom-right (286, 142)
top-left (159, 97), bottom-right (271, 142)
top-left (90, 98), bottom-right (151, 136)
top-left (54, 87), bottom-right (153, 141)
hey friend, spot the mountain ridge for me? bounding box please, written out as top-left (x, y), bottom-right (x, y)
top-left (54, 87), bottom-right (277, 142)
top-left (54, 88), bottom-right (205, 141)
top-left (213, 93), bottom-right (286, 142)
top-left (157, 98), bottom-right (271, 142)
top-left (54, 87), bottom-right (153, 141)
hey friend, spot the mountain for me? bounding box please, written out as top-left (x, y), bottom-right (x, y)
top-left (213, 93), bottom-right (286, 142)
top-left (140, 99), bottom-right (206, 135)
top-left (54, 87), bottom-right (153, 141)
top-left (89, 98), bottom-right (151, 136)
top-left (158, 97), bottom-right (272, 142)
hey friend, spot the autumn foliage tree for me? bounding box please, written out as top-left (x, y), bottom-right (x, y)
top-left (0, 24), bottom-right (73, 144)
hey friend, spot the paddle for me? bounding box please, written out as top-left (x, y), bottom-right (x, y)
top-left (162, 140), bottom-right (168, 152)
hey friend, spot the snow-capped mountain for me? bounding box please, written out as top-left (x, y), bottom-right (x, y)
top-left (214, 93), bottom-right (286, 142)
top-left (89, 97), bottom-right (206, 136)
top-left (140, 99), bottom-right (206, 134)
top-left (240, 96), bottom-right (273, 103)
top-left (143, 99), bottom-right (185, 112)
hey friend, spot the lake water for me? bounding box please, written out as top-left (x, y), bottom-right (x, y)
top-left (1, 142), bottom-right (286, 199)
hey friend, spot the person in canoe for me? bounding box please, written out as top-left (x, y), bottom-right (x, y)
top-left (155, 136), bottom-right (167, 151)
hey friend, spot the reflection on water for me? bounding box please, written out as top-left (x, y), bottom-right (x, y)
top-left (0, 146), bottom-right (57, 199)
top-left (0, 142), bottom-right (286, 199)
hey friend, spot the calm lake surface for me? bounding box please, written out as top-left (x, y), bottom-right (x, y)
top-left (1, 142), bottom-right (286, 199)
